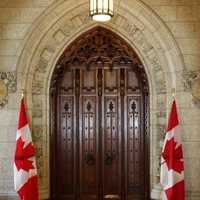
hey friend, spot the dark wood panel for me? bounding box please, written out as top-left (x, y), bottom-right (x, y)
top-left (103, 97), bottom-right (121, 196)
top-left (80, 96), bottom-right (98, 199)
top-left (56, 93), bottom-right (76, 199)
top-left (127, 97), bottom-right (144, 192)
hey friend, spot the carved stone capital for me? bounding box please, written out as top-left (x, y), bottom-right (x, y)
top-left (182, 70), bottom-right (198, 92)
top-left (0, 72), bottom-right (17, 108)
top-left (182, 70), bottom-right (200, 106)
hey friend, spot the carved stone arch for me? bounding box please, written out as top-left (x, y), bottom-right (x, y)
top-left (15, 0), bottom-right (186, 199)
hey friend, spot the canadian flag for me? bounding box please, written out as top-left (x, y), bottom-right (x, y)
top-left (160, 99), bottom-right (185, 199)
top-left (14, 97), bottom-right (39, 200)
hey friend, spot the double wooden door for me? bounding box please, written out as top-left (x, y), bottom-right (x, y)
top-left (51, 67), bottom-right (149, 200)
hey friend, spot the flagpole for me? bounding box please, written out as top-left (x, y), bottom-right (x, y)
top-left (161, 87), bottom-right (185, 200)
top-left (172, 88), bottom-right (176, 99)
top-left (21, 89), bottom-right (24, 99)
top-left (14, 88), bottom-right (39, 200)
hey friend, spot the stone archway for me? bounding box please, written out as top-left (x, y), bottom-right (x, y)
top-left (16, 0), bottom-right (185, 199)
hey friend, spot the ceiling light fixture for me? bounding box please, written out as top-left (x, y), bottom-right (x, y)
top-left (90, 0), bottom-right (114, 22)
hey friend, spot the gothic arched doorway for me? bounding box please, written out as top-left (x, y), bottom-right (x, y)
top-left (50, 27), bottom-right (149, 200)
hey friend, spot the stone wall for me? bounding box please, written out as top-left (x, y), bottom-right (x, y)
top-left (0, 0), bottom-right (199, 199)
top-left (145, 1), bottom-right (200, 199)
top-left (0, 1), bottom-right (55, 199)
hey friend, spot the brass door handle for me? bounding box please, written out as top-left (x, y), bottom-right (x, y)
top-left (105, 152), bottom-right (115, 165)
top-left (84, 152), bottom-right (95, 165)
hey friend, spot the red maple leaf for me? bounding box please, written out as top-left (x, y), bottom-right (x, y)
top-left (162, 138), bottom-right (184, 173)
top-left (15, 137), bottom-right (35, 172)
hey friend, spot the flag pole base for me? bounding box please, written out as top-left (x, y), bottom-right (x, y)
top-left (151, 183), bottom-right (162, 200)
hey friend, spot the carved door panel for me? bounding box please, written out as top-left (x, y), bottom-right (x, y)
top-left (54, 69), bottom-right (77, 200)
top-left (52, 67), bottom-right (147, 200)
top-left (102, 69), bottom-right (122, 200)
top-left (125, 70), bottom-right (146, 200)
top-left (79, 69), bottom-right (99, 200)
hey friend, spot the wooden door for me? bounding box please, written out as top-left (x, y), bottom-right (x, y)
top-left (50, 27), bottom-right (149, 200)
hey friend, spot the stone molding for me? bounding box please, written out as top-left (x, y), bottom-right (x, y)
top-left (15, 0), bottom-right (186, 199)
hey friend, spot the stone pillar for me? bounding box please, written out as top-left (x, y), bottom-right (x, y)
top-left (151, 139), bottom-right (164, 200)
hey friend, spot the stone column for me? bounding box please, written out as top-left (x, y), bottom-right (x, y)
top-left (151, 183), bottom-right (162, 200)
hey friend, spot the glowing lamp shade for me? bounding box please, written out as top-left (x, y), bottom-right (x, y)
top-left (90, 0), bottom-right (113, 22)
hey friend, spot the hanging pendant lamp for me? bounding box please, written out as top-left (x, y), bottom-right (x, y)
top-left (90, 0), bottom-right (114, 22)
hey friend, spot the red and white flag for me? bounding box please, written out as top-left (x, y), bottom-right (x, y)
top-left (14, 97), bottom-right (39, 200)
top-left (160, 99), bottom-right (185, 200)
